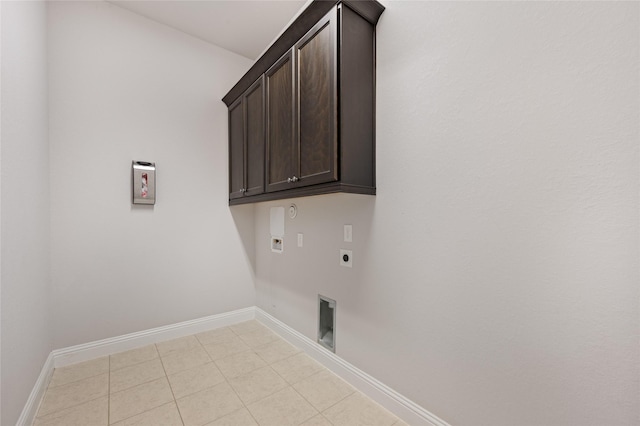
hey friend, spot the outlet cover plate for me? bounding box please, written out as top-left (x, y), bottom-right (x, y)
top-left (340, 249), bottom-right (353, 268)
top-left (344, 225), bottom-right (352, 242)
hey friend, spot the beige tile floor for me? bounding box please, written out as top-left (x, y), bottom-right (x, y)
top-left (33, 320), bottom-right (408, 426)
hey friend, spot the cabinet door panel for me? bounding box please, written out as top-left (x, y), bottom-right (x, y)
top-left (228, 98), bottom-right (244, 200)
top-left (266, 51), bottom-right (294, 193)
top-left (244, 77), bottom-right (265, 196)
top-left (296, 10), bottom-right (337, 186)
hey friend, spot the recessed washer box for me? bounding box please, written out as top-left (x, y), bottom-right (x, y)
top-left (270, 206), bottom-right (285, 253)
top-left (318, 295), bottom-right (336, 352)
top-left (271, 237), bottom-right (283, 253)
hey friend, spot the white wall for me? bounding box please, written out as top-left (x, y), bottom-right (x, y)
top-left (255, 2), bottom-right (639, 425)
top-left (1, 1), bottom-right (52, 424)
top-left (48, 1), bottom-right (256, 348)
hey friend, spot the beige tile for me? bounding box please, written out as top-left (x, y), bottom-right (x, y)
top-left (38, 374), bottom-right (108, 417)
top-left (176, 382), bottom-right (243, 426)
top-left (293, 370), bottom-right (355, 411)
top-left (34, 396), bottom-right (107, 426)
top-left (247, 387), bottom-right (318, 426)
top-left (168, 362), bottom-right (225, 399)
top-left (109, 377), bottom-right (174, 424)
top-left (156, 335), bottom-right (201, 357)
top-left (161, 346), bottom-right (212, 375)
top-left (253, 339), bottom-right (300, 364)
top-left (111, 345), bottom-right (159, 371)
top-left (228, 366), bottom-right (288, 404)
top-left (238, 329), bottom-right (279, 349)
top-left (110, 358), bottom-right (166, 394)
top-left (196, 327), bottom-right (237, 346)
top-left (214, 350), bottom-right (266, 378)
top-left (271, 352), bottom-right (324, 384)
top-left (229, 320), bottom-right (269, 336)
top-left (322, 392), bottom-right (398, 426)
top-left (205, 408), bottom-right (258, 426)
top-left (111, 402), bottom-right (183, 426)
top-left (300, 414), bottom-right (333, 426)
top-left (49, 357), bottom-right (109, 388)
top-left (203, 337), bottom-right (250, 361)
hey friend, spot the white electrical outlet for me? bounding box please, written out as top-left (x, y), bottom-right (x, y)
top-left (297, 233), bottom-right (303, 247)
top-left (344, 225), bottom-right (352, 242)
top-left (340, 249), bottom-right (353, 268)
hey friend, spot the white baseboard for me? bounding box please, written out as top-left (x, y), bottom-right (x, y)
top-left (16, 353), bottom-right (55, 426)
top-left (19, 306), bottom-right (449, 426)
top-left (17, 307), bottom-right (256, 426)
top-left (255, 308), bottom-right (450, 426)
top-left (52, 307), bottom-right (255, 368)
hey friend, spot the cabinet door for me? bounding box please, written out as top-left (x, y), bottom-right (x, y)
top-left (266, 50), bottom-right (295, 193)
top-left (228, 97), bottom-right (245, 200)
top-left (295, 7), bottom-right (338, 186)
top-left (244, 76), bottom-right (265, 196)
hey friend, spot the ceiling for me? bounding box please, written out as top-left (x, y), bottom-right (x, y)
top-left (108, 0), bottom-right (308, 60)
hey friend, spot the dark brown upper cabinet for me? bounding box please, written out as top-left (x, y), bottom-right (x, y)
top-left (265, 50), bottom-right (295, 193)
top-left (224, 0), bottom-right (384, 205)
top-left (295, 8), bottom-right (338, 188)
top-left (266, 10), bottom-right (338, 193)
top-left (228, 76), bottom-right (265, 200)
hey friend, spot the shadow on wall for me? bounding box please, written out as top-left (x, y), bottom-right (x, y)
top-left (253, 193), bottom-right (377, 327)
top-left (230, 203), bottom-right (257, 275)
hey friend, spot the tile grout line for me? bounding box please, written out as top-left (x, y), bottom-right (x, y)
top-left (34, 394), bottom-right (109, 423)
top-left (107, 355), bottom-right (111, 426)
top-left (230, 322), bottom-right (397, 425)
top-left (171, 325), bottom-right (260, 424)
top-left (38, 325), bottom-right (228, 423)
top-left (156, 343), bottom-right (187, 426)
top-left (153, 329), bottom-right (258, 401)
top-left (113, 402), bottom-right (181, 426)
top-left (208, 346), bottom-right (253, 365)
top-left (34, 371), bottom-right (110, 421)
top-left (265, 360), bottom-right (321, 425)
top-left (107, 344), bottom-right (179, 425)
top-left (223, 365), bottom-right (262, 425)
top-left (39, 321), bottom-right (390, 426)
top-left (293, 367), bottom-right (357, 412)
top-left (110, 352), bottom-right (161, 373)
top-left (145, 326), bottom-right (312, 424)
top-left (108, 361), bottom-right (167, 396)
top-left (208, 322), bottom-right (286, 424)
top-left (290, 364), bottom-right (396, 424)
top-left (232, 340), bottom-right (325, 425)
top-left (46, 371), bottom-right (105, 389)
top-left (256, 320), bottom-right (404, 426)
top-left (245, 330), bottom-right (364, 425)
top-left (253, 318), bottom-right (401, 424)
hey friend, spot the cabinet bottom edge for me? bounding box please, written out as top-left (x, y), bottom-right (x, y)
top-left (229, 184), bottom-right (375, 205)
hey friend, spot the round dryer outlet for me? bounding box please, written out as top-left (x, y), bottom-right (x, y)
top-left (288, 204), bottom-right (297, 219)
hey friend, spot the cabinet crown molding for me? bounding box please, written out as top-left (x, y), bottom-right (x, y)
top-left (222, 0), bottom-right (384, 107)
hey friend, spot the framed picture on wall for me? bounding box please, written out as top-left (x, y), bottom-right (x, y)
top-left (132, 161), bottom-right (156, 205)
